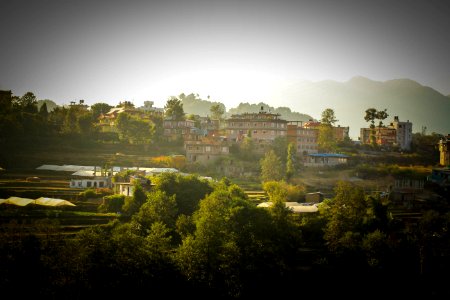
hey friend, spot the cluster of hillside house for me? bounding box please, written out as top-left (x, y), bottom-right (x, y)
top-left (95, 104), bottom-right (419, 167)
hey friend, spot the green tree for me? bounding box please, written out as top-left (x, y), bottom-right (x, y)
top-left (260, 150), bottom-right (283, 182)
top-left (175, 214), bottom-right (195, 238)
top-left (122, 184), bottom-right (147, 216)
top-left (117, 100), bottom-right (135, 108)
top-left (13, 92), bottom-right (38, 113)
top-left (116, 113), bottom-right (155, 144)
top-left (61, 107), bottom-right (78, 134)
top-left (270, 136), bottom-right (288, 164)
top-left (362, 229), bottom-right (389, 268)
top-left (318, 108), bottom-right (337, 152)
top-left (321, 108), bottom-right (338, 125)
top-left (286, 142), bottom-right (297, 181)
top-left (323, 181), bottom-right (368, 252)
top-left (164, 97), bottom-right (185, 120)
top-left (38, 102), bottom-right (49, 119)
top-left (90, 102), bottom-right (113, 119)
top-left (37, 99), bottom-right (57, 112)
top-left (376, 108), bottom-right (388, 128)
top-left (77, 112), bottom-right (95, 136)
top-left (263, 181), bottom-right (288, 202)
top-left (135, 190), bottom-right (178, 230)
top-left (318, 123), bottom-right (336, 152)
top-left (151, 173), bottom-right (213, 216)
top-left (98, 194), bottom-right (125, 213)
top-left (175, 183), bottom-right (274, 297)
top-left (145, 221), bottom-right (173, 255)
top-left (239, 136), bottom-right (256, 160)
top-left (210, 103), bottom-right (225, 120)
top-left (364, 108), bottom-right (378, 146)
top-left (263, 180), bottom-right (305, 202)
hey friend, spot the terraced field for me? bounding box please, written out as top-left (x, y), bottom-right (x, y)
top-left (0, 168), bottom-right (117, 235)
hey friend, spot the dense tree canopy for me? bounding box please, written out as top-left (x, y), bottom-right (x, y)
top-left (90, 102), bottom-right (113, 119)
top-left (116, 113), bottom-right (155, 144)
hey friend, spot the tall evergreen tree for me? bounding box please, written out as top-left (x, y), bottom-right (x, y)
top-left (38, 102), bottom-right (49, 119)
top-left (286, 142), bottom-right (297, 181)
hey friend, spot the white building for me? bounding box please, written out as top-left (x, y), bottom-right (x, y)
top-left (70, 177), bottom-right (111, 189)
top-left (392, 116), bottom-right (413, 150)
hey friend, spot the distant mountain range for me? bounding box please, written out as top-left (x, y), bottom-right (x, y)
top-left (277, 76), bottom-right (450, 138)
top-left (178, 77), bottom-right (449, 139)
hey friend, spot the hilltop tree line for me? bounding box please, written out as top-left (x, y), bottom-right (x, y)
top-left (0, 174), bottom-right (448, 298)
top-left (0, 91), bottom-right (310, 144)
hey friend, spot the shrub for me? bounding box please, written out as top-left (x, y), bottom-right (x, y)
top-left (98, 194), bottom-right (125, 213)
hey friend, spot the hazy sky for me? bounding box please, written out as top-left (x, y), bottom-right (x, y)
top-left (1, 0), bottom-right (449, 112)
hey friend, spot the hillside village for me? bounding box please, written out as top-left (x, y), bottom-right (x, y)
top-left (1, 88), bottom-right (449, 215)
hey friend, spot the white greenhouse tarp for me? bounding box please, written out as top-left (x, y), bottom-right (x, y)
top-left (0, 197), bottom-right (76, 207)
top-left (36, 164), bottom-right (101, 172)
top-left (2, 197), bottom-right (35, 206)
top-left (35, 197), bottom-right (76, 206)
top-left (257, 202), bottom-right (319, 213)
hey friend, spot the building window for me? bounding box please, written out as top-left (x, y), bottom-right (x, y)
top-left (253, 130), bottom-right (257, 134)
top-left (99, 182), bottom-right (104, 187)
top-left (87, 181), bottom-right (92, 187)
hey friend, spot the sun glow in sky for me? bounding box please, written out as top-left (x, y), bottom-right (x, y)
top-left (145, 66), bottom-right (286, 107)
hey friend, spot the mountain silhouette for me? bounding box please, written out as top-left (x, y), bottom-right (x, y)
top-left (279, 76), bottom-right (450, 138)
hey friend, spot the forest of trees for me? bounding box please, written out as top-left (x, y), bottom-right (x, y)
top-left (1, 173), bottom-right (448, 298)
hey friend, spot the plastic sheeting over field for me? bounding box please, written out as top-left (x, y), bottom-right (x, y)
top-left (0, 197), bottom-right (35, 206)
top-left (35, 197), bottom-right (76, 206)
top-left (257, 202), bottom-right (319, 213)
top-left (37, 165), bottom-right (100, 172)
top-left (0, 197), bottom-right (75, 207)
